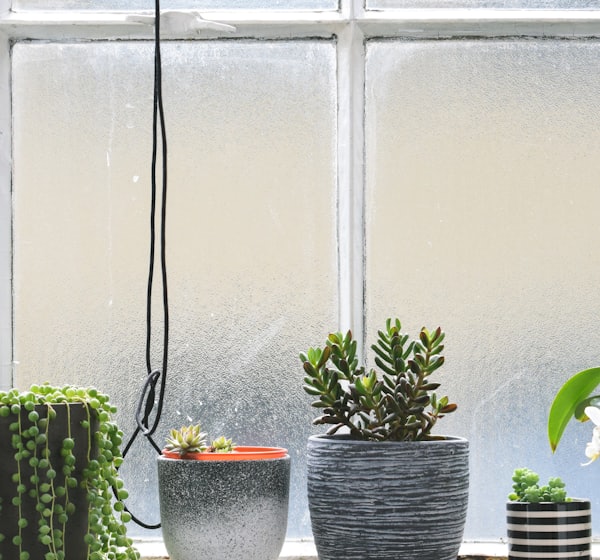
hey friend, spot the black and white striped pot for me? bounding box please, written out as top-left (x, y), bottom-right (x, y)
top-left (507, 500), bottom-right (592, 560)
top-left (306, 434), bottom-right (469, 560)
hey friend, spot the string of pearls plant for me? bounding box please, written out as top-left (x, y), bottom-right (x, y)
top-left (0, 384), bottom-right (139, 560)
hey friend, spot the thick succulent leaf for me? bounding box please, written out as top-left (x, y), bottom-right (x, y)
top-left (428, 356), bottom-right (445, 372)
top-left (317, 345), bottom-right (332, 368)
top-left (439, 403), bottom-right (457, 414)
top-left (303, 361), bottom-right (318, 377)
top-left (372, 342), bottom-right (394, 365)
top-left (303, 385), bottom-right (323, 396)
top-left (548, 367), bottom-right (600, 451)
top-left (374, 356), bottom-right (397, 376)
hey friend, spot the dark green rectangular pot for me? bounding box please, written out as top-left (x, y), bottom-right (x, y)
top-left (0, 403), bottom-right (98, 560)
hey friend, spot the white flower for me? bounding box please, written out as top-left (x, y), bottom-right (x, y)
top-left (582, 406), bottom-right (600, 466)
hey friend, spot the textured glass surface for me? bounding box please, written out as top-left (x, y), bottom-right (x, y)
top-left (14, 0), bottom-right (337, 10)
top-left (366, 39), bottom-right (600, 539)
top-left (368, 0), bottom-right (600, 7)
top-left (12, 39), bottom-right (337, 538)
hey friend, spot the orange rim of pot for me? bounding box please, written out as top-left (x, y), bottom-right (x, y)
top-left (161, 446), bottom-right (288, 461)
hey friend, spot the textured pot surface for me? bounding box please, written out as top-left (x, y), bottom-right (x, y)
top-left (158, 453), bottom-right (290, 560)
top-left (307, 434), bottom-right (469, 560)
top-left (507, 499), bottom-right (592, 560)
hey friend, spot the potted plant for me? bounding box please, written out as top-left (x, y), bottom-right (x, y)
top-left (300, 317), bottom-right (469, 560)
top-left (0, 384), bottom-right (139, 560)
top-left (156, 423), bottom-right (290, 560)
top-left (507, 467), bottom-right (591, 560)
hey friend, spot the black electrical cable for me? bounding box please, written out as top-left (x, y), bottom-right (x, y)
top-left (118, 0), bottom-right (169, 530)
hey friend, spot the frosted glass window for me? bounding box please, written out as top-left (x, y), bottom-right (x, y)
top-left (14, 0), bottom-right (338, 10)
top-left (12, 39), bottom-right (337, 538)
top-left (368, 0), bottom-right (600, 7)
top-left (365, 39), bottom-right (600, 540)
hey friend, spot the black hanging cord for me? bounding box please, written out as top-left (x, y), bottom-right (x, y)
top-left (119, 0), bottom-right (168, 530)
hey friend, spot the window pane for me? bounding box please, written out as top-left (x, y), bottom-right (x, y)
top-left (365, 39), bottom-right (600, 539)
top-left (368, 0), bottom-right (598, 7)
top-left (14, 0), bottom-right (338, 10)
top-left (12, 39), bottom-right (337, 538)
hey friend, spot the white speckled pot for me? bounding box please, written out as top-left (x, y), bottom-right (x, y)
top-left (157, 452), bottom-right (290, 560)
top-left (307, 434), bottom-right (469, 560)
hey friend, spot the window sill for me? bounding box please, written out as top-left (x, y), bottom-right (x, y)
top-left (135, 539), bottom-right (600, 559)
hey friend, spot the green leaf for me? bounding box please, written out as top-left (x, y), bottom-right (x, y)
top-left (374, 356), bottom-right (397, 376)
top-left (338, 358), bottom-right (350, 375)
top-left (317, 345), bottom-right (331, 368)
top-left (328, 332), bottom-right (343, 345)
top-left (548, 367), bottom-right (600, 452)
top-left (343, 330), bottom-right (353, 346)
top-left (372, 343), bottom-right (393, 365)
top-left (311, 401), bottom-right (329, 408)
top-left (303, 362), bottom-right (318, 377)
top-left (354, 378), bottom-right (366, 396)
top-left (428, 356), bottom-right (445, 372)
top-left (303, 385), bottom-right (322, 396)
top-left (307, 347), bottom-right (319, 363)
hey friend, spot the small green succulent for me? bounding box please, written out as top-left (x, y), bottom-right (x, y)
top-left (165, 425), bottom-right (208, 456)
top-left (209, 436), bottom-right (235, 453)
top-left (509, 467), bottom-right (569, 503)
top-left (164, 425), bottom-right (236, 456)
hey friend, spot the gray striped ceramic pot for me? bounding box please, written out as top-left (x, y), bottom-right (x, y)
top-left (306, 434), bottom-right (469, 560)
top-left (157, 451), bottom-right (290, 560)
top-left (507, 499), bottom-right (592, 560)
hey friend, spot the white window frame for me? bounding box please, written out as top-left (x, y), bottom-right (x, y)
top-left (1, 0), bottom-right (600, 428)
top-left (3, 2), bottom-right (600, 554)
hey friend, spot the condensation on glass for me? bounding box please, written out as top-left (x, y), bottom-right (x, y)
top-left (12, 39), bottom-right (337, 538)
top-left (368, 0), bottom-right (600, 7)
top-left (14, 0), bottom-right (338, 10)
top-left (365, 39), bottom-right (600, 539)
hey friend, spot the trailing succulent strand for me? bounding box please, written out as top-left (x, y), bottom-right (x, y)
top-left (301, 317), bottom-right (457, 441)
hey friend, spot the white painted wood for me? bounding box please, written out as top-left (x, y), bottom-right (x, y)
top-left (1, 8), bottom-right (600, 40)
top-left (337, 0), bottom-right (366, 350)
top-left (0, 15), bottom-right (11, 390)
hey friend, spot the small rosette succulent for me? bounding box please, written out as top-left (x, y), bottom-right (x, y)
top-left (165, 425), bottom-right (208, 456)
top-left (208, 436), bottom-right (236, 453)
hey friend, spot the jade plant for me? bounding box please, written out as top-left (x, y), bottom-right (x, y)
top-left (509, 467), bottom-right (569, 503)
top-left (300, 317), bottom-right (457, 441)
top-left (164, 424), bottom-right (235, 457)
top-left (0, 384), bottom-right (139, 560)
